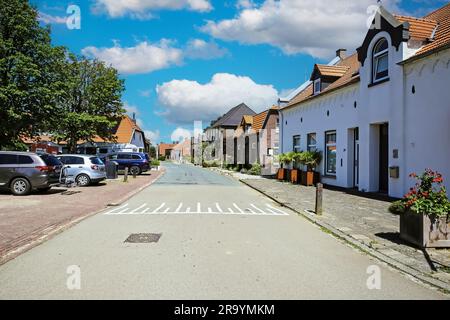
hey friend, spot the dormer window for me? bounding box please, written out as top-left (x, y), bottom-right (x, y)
top-left (314, 79), bottom-right (321, 95)
top-left (372, 38), bottom-right (389, 82)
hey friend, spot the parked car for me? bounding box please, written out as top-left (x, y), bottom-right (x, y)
top-left (56, 155), bottom-right (106, 186)
top-left (100, 152), bottom-right (150, 175)
top-left (0, 151), bottom-right (63, 196)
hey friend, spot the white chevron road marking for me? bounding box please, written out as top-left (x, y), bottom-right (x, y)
top-left (105, 202), bottom-right (289, 216)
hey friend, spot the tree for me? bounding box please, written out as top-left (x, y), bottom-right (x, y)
top-left (54, 55), bottom-right (125, 153)
top-left (0, 0), bottom-right (68, 149)
top-left (149, 145), bottom-right (157, 159)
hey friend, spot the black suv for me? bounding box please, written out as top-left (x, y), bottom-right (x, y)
top-left (0, 151), bottom-right (63, 195)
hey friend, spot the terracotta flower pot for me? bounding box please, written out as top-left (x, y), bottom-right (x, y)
top-left (277, 168), bottom-right (285, 181)
top-left (400, 210), bottom-right (450, 248)
top-left (291, 169), bottom-right (300, 184)
top-left (301, 171), bottom-right (320, 186)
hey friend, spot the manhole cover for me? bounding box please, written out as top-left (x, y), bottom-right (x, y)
top-left (125, 233), bottom-right (162, 243)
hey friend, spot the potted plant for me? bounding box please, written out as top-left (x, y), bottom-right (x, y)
top-left (276, 153), bottom-right (287, 180)
top-left (389, 169), bottom-right (450, 248)
top-left (290, 152), bottom-right (303, 184)
top-left (282, 152), bottom-right (295, 182)
top-left (301, 150), bottom-right (322, 186)
top-left (276, 153), bottom-right (294, 181)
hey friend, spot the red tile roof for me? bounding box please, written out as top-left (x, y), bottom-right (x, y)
top-left (312, 64), bottom-right (350, 79)
top-left (394, 15), bottom-right (437, 41)
top-left (253, 110), bottom-right (269, 131)
top-left (285, 53), bottom-right (360, 109)
top-left (415, 2), bottom-right (450, 57)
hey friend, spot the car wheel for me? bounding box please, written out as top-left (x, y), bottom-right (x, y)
top-left (130, 166), bottom-right (141, 176)
top-left (76, 174), bottom-right (91, 186)
top-left (11, 178), bottom-right (31, 196)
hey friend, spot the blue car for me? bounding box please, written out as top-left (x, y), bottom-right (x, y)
top-left (102, 152), bottom-right (150, 175)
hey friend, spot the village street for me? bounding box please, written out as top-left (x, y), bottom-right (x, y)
top-left (0, 163), bottom-right (446, 299)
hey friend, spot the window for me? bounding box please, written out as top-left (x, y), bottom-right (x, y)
top-left (293, 135), bottom-right (301, 152)
top-left (373, 38), bottom-right (389, 82)
top-left (59, 156), bottom-right (84, 165)
top-left (90, 157), bottom-right (104, 165)
top-left (18, 155), bottom-right (34, 164)
top-left (39, 154), bottom-right (62, 166)
top-left (132, 155), bottom-right (142, 160)
top-left (118, 154), bottom-right (132, 160)
top-left (314, 79), bottom-right (321, 95)
top-left (325, 131), bottom-right (337, 175)
top-left (0, 154), bottom-right (17, 165)
top-left (307, 133), bottom-right (317, 152)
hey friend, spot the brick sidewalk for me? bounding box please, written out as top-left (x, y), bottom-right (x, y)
top-left (0, 169), bottom-right (165, 265)
top-left (238, 177), bottom-right (450, 289)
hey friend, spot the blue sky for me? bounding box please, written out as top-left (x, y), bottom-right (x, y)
top-left (33, 0), bottom-right (448, 144)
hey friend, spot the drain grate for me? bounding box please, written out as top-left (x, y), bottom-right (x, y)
top-left (125, 233), bottom-right (162, 243)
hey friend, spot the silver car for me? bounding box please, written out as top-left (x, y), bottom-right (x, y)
top-left (57, 155), bottom-right (106, 186)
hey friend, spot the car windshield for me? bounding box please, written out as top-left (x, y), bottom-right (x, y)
top-left (40, 154), bottom-right (62, 166)
top-left (90, 157), bottom-right (104, 165)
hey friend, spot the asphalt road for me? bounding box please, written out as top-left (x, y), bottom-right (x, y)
top-left (0, 162), bottom-right (447, 299)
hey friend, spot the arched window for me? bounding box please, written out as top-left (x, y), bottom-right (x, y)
top-left (372, 38), bottom-right (389, 82)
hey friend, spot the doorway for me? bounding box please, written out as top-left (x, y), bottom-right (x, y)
top-left (245, 137), bottom-right (250, 166)
top-left (233, 138), bottom-right (237, 165)
top-left (353, 128), bottom-right (360, 188)
top-left (379, 123), bottom-right (389, 193)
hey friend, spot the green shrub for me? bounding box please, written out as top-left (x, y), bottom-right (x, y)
top-left (248, 163), bottom-right (262, 176)
top-left (202, 160), bottom-right (220, 168)
top-left (158, 155), bottom-right (166, 161)
top-left (151, 160), bottom-right (160, 166)
top-left (389, 201), bottom-right (405, 215)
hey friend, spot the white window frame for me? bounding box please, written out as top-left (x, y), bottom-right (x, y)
top-left (307, 133), bottom-right (317, 152)
top-left (325, 131), bottom-right (337, 176)
top-left (293, 135), bottom-right (301, 152)
top-left (372, 38), bottom-right (389, 83)
top-left (314, 79), bottom-right (321, 95)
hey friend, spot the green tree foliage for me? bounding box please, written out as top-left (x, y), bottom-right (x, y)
top-left (0, 0), bottom-right (68, 149)
top-left (54, 55), bottom-right (125, 153)
top-left (149, 145), bottom-right (157, 159)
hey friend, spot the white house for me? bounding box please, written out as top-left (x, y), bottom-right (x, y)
top-left (280, 4), bottom-right (450, 198)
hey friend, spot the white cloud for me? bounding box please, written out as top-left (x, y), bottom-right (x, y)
top-left (185, 39), bottom-right (229, 60)
top-left (82, 40), bottom-right (183, 75)
top-left (156, 73), bottom-right (278, 124)
top-left (236, 0), bottom-right (255, 9)
top-left (139, 90), bottom-right (152, 98)
top-left (38, 12), bottom-right (67, 24)
top-left (171, 128), bottom-right (192, 142)
top-left (202, 0), bottom-right (402, 58)
top-left (92, 0), bottom-right (212, 19)
top-left (82, 39), bottom-right (228, 75)
top-left (144, 130), bottom-right (160, 143)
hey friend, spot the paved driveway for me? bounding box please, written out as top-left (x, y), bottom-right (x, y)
top-left (0, 163), bottom-right (447, 299)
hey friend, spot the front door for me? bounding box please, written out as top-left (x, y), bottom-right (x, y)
top-left (245, 136), bottom-right (250, 166)
top-left (379, 123), bottom-right (389, 193)
top-left (353, 128), bottom-right (360, 188)
top-left (233, 138), bottom-right (237, 165)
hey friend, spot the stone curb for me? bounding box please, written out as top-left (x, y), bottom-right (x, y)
top-left (238, 179), bottom-right (450, 294)
top-left (0, 169), bottom-right (166, 266)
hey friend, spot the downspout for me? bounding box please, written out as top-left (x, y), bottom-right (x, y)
top-left (279, 110), bottom-right (284, 155)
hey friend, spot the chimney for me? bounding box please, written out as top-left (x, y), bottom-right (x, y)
top-left (132, 112), bottom-right (136, 123)
top-left (336, 48), bottom-right (347, 60)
